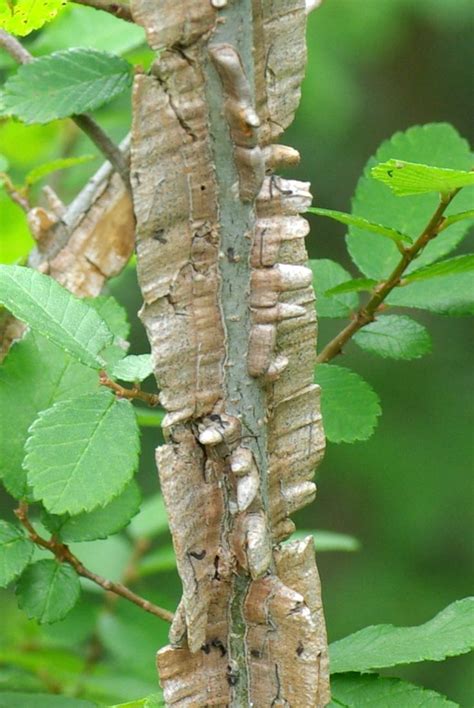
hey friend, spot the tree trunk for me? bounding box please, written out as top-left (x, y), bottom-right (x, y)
top-left (130, 1), bottom-right (330, 705)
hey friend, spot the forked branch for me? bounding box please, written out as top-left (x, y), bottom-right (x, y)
top-left (14, 502), bottom-right (174, 624)
top-left (316, 189), bottom-right (460, 363)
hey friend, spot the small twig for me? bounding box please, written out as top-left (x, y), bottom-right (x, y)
top-left (316, 190), bottom-right (461, 364)
top-left (0, 31), bottom-right (131, 192)
top-left (0, 173), bottom-right (31, 212)
top-left (0, 29), bottom-right (32, 64)
top-left (99, 370), bottom-right (161, 407)
top-left (72, 0), bottom-right (133, 22)
top-left (15, 503), bottom-right (174, 624)
top-left (73, 115), bottom-right (130, 190)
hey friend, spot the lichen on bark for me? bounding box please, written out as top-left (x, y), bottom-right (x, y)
top-left (130, 1), bottom-right (330, 705)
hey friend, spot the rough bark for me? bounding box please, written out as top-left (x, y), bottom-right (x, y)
top-left (130, 1), bottom-right (329, 705)
top-left (1, 151), bottom-right (134, 357)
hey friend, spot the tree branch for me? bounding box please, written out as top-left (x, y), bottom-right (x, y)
top-left (15, 502), bottom-right (174, 624)
top-left (316, 190), bottom-right (461, 364)
top-left (73, 115), bottom-right (130, 190)
top-left (0, 30), bottom-right (130, 191)
top-left (0, 29), bottom-right (32, 64)
top-left (0, 173), bottom-right (31, 212)
top-left (99, 370), bottom-right (161, 407)
top-left (72, 0), bottom-right (133, 22)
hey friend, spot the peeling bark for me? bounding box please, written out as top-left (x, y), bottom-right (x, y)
top-left (1, 153), bottom-right (134, 357)
top-left (131, 1), bottom-right (329, 705)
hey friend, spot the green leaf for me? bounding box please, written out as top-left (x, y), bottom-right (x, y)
top-left (347, 124), bottom-right (474, 280)
top-left (31, 5), bottom-right (146, 56)
top-left (0, 694), bottom-right (95, 707)
top-left (24, 390), bottom-right (140, 515)
top-left (371, 159), bottom-right (474, 196)
top-left (315, 364), bottom-right (381, 443)
top-left (112, 354), bottom-right (154, 383)
top-left (86, 295), bottom-right (130, 340)
top-left (329, 673), bottom-right (458, 708)
top-left (0, 154), bottom-right (8, 172)
top-left (25, 155), bottom-right (96, 187)
top-left (404, 254), bottom-right (474, 283)
top-left (310, 259), bottom-right (358, 318)
top-left (387, 270), bottom-right (474, 316)
top-left (329, 597), bottom-right (474, 674)
top-left (441, 209), bottom-right (474, 229)
top-left (309, 207), bottom-right (412, 244)
top-left (135, 409), bottom-right (165, 428)
top-left (353, 315), bottom-right (431, 360)
top-left (0, 331), bottom-right (98, 499)
top-left (108, 696), bottom-right (164, 708)
top-left (43, 480), bottom-right (141, 542)
top-left (325, 278), bottom-right (377, 297)
top-left (16, 559), bottom-right (80, 624)
top-left (2, 48), bottom-right (132, 124)
top-left (0, 0), bottom-right (67, 37)
top-left (0, 521), bottom-right (34, 588)
top-left (127, 493), bottom-right (169, 540)
top-left (289, 530), bottom-right (360, 553)
top-left (0, 266), bottom-right (114, 369)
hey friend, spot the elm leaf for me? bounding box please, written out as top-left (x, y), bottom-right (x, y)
top-left (347, 123), bottom-right (474, 279)
top-left (2, 48), bottom-right (132, 124)
top-left (289, 530), bottom-right (360, 553)
top-left (16, 559), bottom-right (80, 624)
top-left (24, 391), bottom-right (139, 515)
top-left (353, 315), bottom-right (432, 360)
top-left (315, 364), bottom-right (381, 443)
top-left (387, 271), bottom-right (474, 316)
top-left (0, 521), bottom-right (34, 587)
top-left (112, 354), bottom-right (154, 383)
top-left (86, 296), bottom-right (130, 340)
top-left (0, 266), bottom-right (114, 369)
top-left (325, 278), bottom-right (377, 297)
top-left (42, 480), bottom-right (141, 542)
top-left (0, 331), bottom-right (97, 499)
top-left (371, 159), bottom-right (474, 196)
top-left (329, 673), bottom-right (458, 707)
top-left (310, 259), bottom-right (358, 318)
top-left (0, 0), bottom-right (67, 37)
top-left (329, 597), bottom-right (474, 674)
top-left (404, 254), bottom-right (474, 283)
top-left (309, 207), bottom-right (412, 244)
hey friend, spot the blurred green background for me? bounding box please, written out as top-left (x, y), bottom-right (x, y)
top-left (1, 0), bottom-right (473, 705)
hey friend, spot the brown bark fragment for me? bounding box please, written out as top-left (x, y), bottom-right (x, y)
top-left (1, 166), bottom-right (134, 357)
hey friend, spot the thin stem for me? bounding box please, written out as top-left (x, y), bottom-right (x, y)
top-left (15, 503), bottom-right (174, 624)
top-left (0, 29), bottom-right (33, 64)
top-left (73, 115), bottom-right (130, 190)
top-left (0, 31), bottom-right (130, 192)
top-left (316, 190), bottom-right (460, 364)
top-left (0, 173), bottom-right (31, 212)
top-left (72, 0), bottom-right (133, 22)
top-left (99, 370), bottom-right (161, 407)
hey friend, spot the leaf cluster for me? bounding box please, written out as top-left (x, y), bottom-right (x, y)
top-left (310, 123), bottom-right (474, 445)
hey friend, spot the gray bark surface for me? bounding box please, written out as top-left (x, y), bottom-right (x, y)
top-left (130, 2), bottom-right (330, 705)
